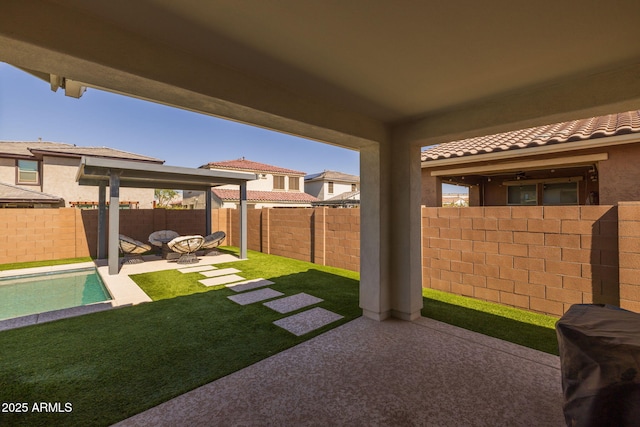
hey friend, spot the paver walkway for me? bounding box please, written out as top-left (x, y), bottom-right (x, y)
top-left (194, 265), bottom-right (344, 336)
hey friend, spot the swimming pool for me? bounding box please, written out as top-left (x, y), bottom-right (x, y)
top-left (0, 267), bottom-right (112, 321)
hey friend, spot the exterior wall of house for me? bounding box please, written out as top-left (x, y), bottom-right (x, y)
top-left (422, 143), bottom-right (640, 207)
top-left (41, 156), bottom-right (155, 208)
top-left (0, 158), bottom-right (19, 185)
top-left (598, 144), bottom-right (640, 205)
top-left (308, 180), bottom-right (359, 201)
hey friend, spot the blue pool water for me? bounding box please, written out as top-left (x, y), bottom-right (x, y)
top-left (0, 268), bottom-right (112, 321)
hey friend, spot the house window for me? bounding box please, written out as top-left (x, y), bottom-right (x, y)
top-left (289, 177), bottom-right (299, 191)
top-left (273, 175), bottom-right (285, 190)
top-left (351, 184), bottom-right (357, 191)
top-left (17, 160), bottom-right (40, 184)
top-left (507, 185), bottom-right (536, 205)
top-left (328, 181), bottom-right (334, 194)
top-left (543, 182), bottom-right (578, 205)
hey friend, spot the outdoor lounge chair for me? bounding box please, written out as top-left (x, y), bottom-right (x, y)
top-left (200, 231), bottom-right (226, 255)
top-left (149, 229), bottom-right (180, 258)
top-left (119, 234), bottom-right (152, 264)
top-left (167, 235), bottom-right (204, 264)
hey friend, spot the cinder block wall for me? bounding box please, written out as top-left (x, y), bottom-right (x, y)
top-left (324, 209), bottom-right (360, 271)
top-left (618, 202), bottom-right (640, 312)
top-left (0, 208), bottom-right (89, 264)
top-left (422, 205), bottom-right (619, 316)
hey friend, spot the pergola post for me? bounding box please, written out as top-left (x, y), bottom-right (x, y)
top-left (108, 172), bottom-right (121, 275)
top-left (97, 181), bottom-right (107, 259)
top-left (239, 182), bottom-right (247, 259)
top-left (205, 188), bottom-right (212, 236)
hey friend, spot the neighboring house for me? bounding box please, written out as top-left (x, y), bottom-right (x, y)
top-left (421, 110), bottom-right (640, 207)
top-left (442, 193), bottom-right (469, 207)
top-left (183, 158), bottom-right (318, 209)
top-left (304, 170), bottom-right (360, 202)
top-left (0, 141), bottom-right (163, 208)
top-left (312, 190), bottom-right (360, 208)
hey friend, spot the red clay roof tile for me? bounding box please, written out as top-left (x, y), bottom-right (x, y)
top-left (421, 110), bottom-right (640, 162)
top-left (203, 158), bottom-right (305, 175)
top-left (212, 188), bottom-right (318, 203)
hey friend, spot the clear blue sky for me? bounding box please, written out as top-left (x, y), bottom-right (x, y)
top-left (0, 62), bottom-right (466, 193)
top-left (0, 63), bottom-right (360, 175)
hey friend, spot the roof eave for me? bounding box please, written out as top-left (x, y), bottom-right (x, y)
top-left (421, 132), bottom-right (640, 169)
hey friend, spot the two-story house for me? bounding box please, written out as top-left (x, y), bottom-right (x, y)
top-left (0, 141), bottom-right (163, 208)
top-left (183, 158), bottom-right (318, 209)
top-left (304, 170), bottom-right (360, 206)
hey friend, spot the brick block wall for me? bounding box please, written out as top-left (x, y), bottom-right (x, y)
top-left (325, 208), bottom-right (360, 271)
top-left (618, 202), bottom-right (640, 312)
top-left (422, 205), bottom-right (619, 316)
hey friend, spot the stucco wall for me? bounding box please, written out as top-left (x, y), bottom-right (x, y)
top-left (42, 156), bottom-right (155, 208)
top-left (0, 158), bottom-right (18, 185)
top-left (422, 143), bottom-right (640, 207)
top-left (598, 145), bottom-right (640, 205)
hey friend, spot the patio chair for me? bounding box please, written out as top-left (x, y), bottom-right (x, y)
top-left (167, 235), bottom-right (205, 264)
top-left (119, 234), bottom-right (152, 264)
top-left (200, 231), bottom-right (226, 255)
top-left (148, 230), bottom-right (180, 258)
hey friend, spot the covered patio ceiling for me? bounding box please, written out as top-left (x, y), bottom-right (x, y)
top-left (2, 0), bottom-right (640, 321)
top-left (76, 156), bottom-right (257, 274)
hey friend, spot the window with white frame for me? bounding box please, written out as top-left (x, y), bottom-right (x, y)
top-left (17, 160), bottom-right (39, 184)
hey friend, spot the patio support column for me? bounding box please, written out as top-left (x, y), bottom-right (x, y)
top-left (239, 181), bottom-right (248, 259)
top-left (205, 187), bottom-right (212, 236)
top-left (97, 181), bottom-right (107, 259)
top-left (108, 172), bottom-right (121, 275)
top-left (359, 140), bottom-right (423, 321)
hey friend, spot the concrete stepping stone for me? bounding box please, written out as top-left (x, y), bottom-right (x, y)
top-left (226, 278), bottom-right (274, 293)
top-left (264, 293), bottom-right (323, 314)
top-left (199, 275), bottom-right (245, 287)
top-left (178, 265), bottom-right (217, 274)
top-left (200, 268), bottom-right (241, 277)
top-left (228, 288), bottom-right (284, 305)
top-left (273, 307), bottom-right (343, 336)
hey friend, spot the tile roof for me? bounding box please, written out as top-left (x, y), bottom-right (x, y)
top-left (202, 158), bottom-right (305, 175)
top-left (421, 110), bottom-right (640, 162)
top-left (305, 170), bottom-right (360, 183)
top-left (212, 188), bottom-right (318, 204)
top-left (326, 191), bottom-right (360, 201)
top-left (0, 182), bottom-right (62, 203)
top-left (0, 141), bottom-right (163, 163)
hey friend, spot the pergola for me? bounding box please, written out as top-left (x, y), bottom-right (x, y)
top-left (2, 1), bottom-right (640, 321)
top-left (76, 156), bottom-right (257, 274)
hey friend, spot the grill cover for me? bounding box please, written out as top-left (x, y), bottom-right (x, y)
top-left (556, 304), bottom-right (640, 427)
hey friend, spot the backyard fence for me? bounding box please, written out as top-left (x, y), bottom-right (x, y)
top-left (2, 204), bottom-right (639, 315)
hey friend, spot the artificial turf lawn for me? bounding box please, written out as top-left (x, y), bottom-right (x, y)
top-left (0, 249), bottom-right (559, 426)
top-left (0, 249), bottom-right (360, 427)
top-left (422, 288), bottom-right (560, 355)
top-left (0, 257), bottom-right (93, 271)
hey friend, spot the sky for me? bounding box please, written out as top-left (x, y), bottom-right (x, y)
top-left (0, 63), bottom-right (359, 175)
top-left (0, 62), bottom-right (466, 193)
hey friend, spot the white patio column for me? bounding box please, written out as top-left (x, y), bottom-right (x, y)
top-left (359, 140), bottom-right (423, 321)
top-left (108, 172), bottom-right (121, 275)
top-left (97, 181), bottom-right (107, 259)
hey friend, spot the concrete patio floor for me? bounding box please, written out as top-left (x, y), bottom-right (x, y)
top-left (116, 316), bottom-right (565, 427)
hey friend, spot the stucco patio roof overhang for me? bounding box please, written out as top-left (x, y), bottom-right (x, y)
top-left (76, 156), bottom-right (257, 274)
top-left (3, 0), bottom-right (640, 321)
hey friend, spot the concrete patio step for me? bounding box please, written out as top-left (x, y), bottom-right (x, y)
top-left (200, 268), bottom-right (241, 278)
top-left (178, 265), bottom-right (217, 274)
top-left (199, 275), bottom-right (245, 287)
top-left (227, 288), bottom-right (284, 305)
top-left (226, 278), bottom-right (274, 293)
top-left (272, 307), bottom-right (343, 336)
top-left (264, 293), bottom-right (323, 314)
